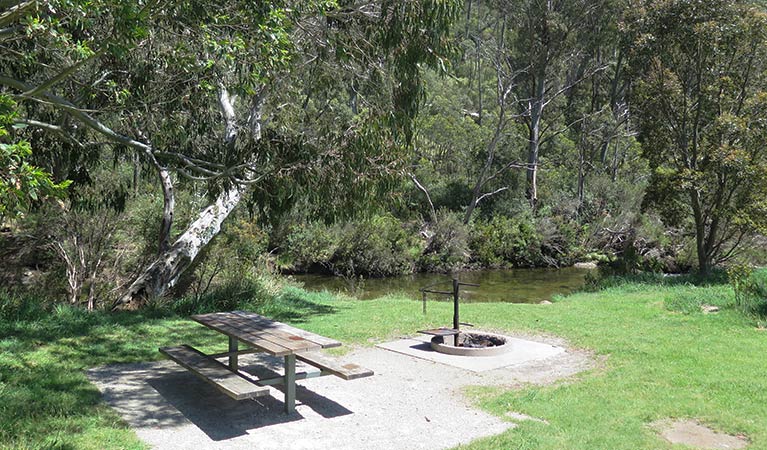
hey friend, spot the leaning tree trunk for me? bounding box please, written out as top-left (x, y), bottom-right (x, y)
top-left (113, 185), bottom-right (244, 310)
top-left (113, 85), bottom-right (266, 310)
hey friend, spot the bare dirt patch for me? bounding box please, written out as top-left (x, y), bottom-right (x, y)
top-left (653, 419), bottom-right (749, 449)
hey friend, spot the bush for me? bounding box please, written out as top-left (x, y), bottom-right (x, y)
top-left (419, 210), bottom-right (469, 272)
top-left (332, 215), bottom-right (419, 277)
top-left (279, 215), bottom-right (420, 277)
top-left (469, 215), bottom-right (542, 268)
top-left (536, 215), bottom-right (581, 267)
top-left (171, 276), bottom-right (275, 316)
top-left (173, 217), bottom-right (270, 300)
top-left (281, 221), bottom-right (340, 272)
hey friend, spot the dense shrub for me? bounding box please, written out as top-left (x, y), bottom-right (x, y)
top-left (171, 275), bottom-right (276, 316)
top-left (333, 215), bottom-right (420, 277)
top-left (280, 215), bottom-right (420, 277)
top-left (536, 215), bottom-right (581, 267)
top-left (281, 221), bottom-right (339, 272)
top-left (419, 210), bottom-right (469, 272)
top-left (469, 215), bottom-right (542, 268)
top-left (172, 217), bottom-right (270, 300)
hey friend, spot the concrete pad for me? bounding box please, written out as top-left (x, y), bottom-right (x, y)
top-left (376, 334), bottom-right (565, 372)
top-left (88, 348), bottom-right (517, 450)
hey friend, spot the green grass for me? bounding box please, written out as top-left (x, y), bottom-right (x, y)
top-left (1, 279), bottom-right (766, 449)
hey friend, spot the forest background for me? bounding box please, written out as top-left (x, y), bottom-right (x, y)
top-left (2, 0), bottom-right (767, 311)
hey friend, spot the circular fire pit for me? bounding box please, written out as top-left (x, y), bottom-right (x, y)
top-left (430, 331), bottom-right (511, 356)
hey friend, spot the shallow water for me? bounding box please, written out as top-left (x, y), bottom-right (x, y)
top-left (291, 267), bottom-right (593, 303)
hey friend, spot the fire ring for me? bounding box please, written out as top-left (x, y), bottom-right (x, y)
top-left (430, 331), bottom-right (511, 357)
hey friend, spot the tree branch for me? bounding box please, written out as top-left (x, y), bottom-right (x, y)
top-left (475, 186), bottom-right (509, 205)
top-left (409, 172), bottom-right (436, 222)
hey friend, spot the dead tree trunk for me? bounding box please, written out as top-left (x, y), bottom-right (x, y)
top-left (526, 73), bottom-right (545, 209)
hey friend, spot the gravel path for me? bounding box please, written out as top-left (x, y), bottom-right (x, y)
top-left (87, 336), bottom-right (593, 450)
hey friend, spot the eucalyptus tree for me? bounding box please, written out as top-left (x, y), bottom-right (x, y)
top-left (500, 0), bottom-right (612, 209)
top-left (627, 0), bottom-right (767, 273)
top-left (0, 0), bottom-right (461, 308)
top-left (1, 95), bottom-right (69, 218)
top-left (414, 0), bottom-right (617, 225)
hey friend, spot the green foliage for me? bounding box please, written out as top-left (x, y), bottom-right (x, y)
top-left (282, 222), bottom-right (340, 271)
top-left (281, 215), bottom-right (420, 277)
top-left (0, 95), bottom-right (69, 218)
top-left (173, 217), bottom-right (271, 301)
top-left (419, 209), bottom-right (469, 272)
top-left (469, 215), bottom-right (542, 268)
top-left (628, 0), bottom-right (767, 271)
top-left (170, 276), bottom-right (274, 316)
top-left (333, 215), bottom-right (420, 277)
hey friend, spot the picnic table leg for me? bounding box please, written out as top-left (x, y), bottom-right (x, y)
top-left (284, 354), bottom-right (296, 414)
top-left (228, 336), bottom-right (238, 371)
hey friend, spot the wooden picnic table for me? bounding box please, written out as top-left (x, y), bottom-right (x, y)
top-left (160, 310), bottom-right (372, 414)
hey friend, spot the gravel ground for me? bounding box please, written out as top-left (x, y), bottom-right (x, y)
top-left (87, 335), bottom-right (593, 450)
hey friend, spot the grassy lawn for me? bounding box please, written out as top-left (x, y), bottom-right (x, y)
top-left (1, 281), bottom-right (766, 449)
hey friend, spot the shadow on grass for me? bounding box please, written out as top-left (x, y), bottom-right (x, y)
top-left (0, 284), bottom-right (341, 448)
top-left (263, 287), bottom-right (337, 323)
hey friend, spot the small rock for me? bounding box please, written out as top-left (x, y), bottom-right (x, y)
top-left (654, 419), bottom-right (748, 449)
top-left (701, 305), bottom-right (720, 314)
top-left (539, 300), bottom-right (553, 305)
top-left (573, 261), bottom-right (598, 269)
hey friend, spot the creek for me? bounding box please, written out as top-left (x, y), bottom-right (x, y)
top-left (291, 267), bottom-right (594, 303)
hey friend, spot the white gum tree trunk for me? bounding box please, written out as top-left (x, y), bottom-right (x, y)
top-left (113, 185), bottom-right (244, 309)
top-left (113, 85), bottom-right (265, 310)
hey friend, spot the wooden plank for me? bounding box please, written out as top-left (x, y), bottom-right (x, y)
top-left (223, 314), bottom-right (321, 353)
top-left (232, 311), bottom-right (342, 349)
top-left (296, 351), bottom-right (374, 381)
top-left (191, 314), bottom-right (292, 356)
top-left (159, 345), bottom-right (270, 400)
top-left (201, 313), bottom-right (310, 353)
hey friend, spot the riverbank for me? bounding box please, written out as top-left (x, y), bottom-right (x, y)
top-left (1, 280), bottom-right (766, 449)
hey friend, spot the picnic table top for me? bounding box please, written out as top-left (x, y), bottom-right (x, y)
top-left (191, 310), bottom-right (341, 357)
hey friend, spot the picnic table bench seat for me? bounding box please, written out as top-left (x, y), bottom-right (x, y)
top-left (159, 345), bottom-right (269, 400)
top-left (296, 351), bottom-right (374, 381)
top-left (160, 311), bottom-right (373, 412)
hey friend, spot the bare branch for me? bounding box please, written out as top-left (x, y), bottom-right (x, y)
top-left (0, 0), bottom-right (36, 29)
top-left (409, 172), bottom-right (436, 222)
top-left (542, 64), bottom-right (609, 109)
top-left (476, 186), bottom-right (509, 205)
